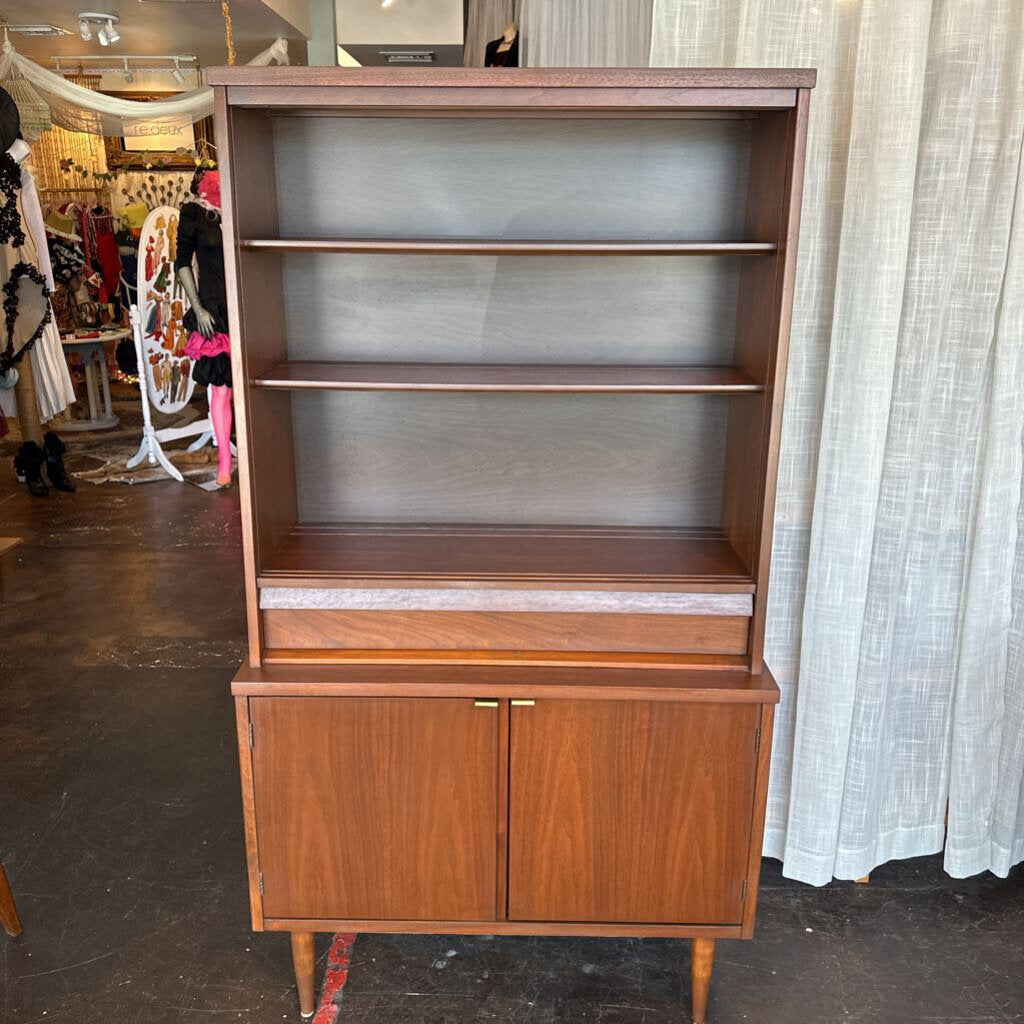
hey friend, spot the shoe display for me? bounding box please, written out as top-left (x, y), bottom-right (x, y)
top-left (13, 442), bottom-right (49, 497)
top-left (42, 431), bottom-right (76, 493)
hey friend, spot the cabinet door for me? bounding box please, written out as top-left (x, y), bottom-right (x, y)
top-left (251, 697), bottom-right (498, 921)
top-left (509, 700), bottom-right (758, 924)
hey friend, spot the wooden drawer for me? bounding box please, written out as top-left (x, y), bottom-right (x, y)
top-left (261, 608), bottom-right (750, 655)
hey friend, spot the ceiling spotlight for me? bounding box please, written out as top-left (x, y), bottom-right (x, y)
top-left (171, 58), bottom-right (185, 85)
top-left (78, 13), bottom-right (119, 45)
top-left (380, 0), bottom-right (396, 7)
top-left (122, 57), bottom-right (133, 82)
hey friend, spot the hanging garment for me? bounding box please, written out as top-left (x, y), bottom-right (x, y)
top-left (47, 230), bottom-right (85, 283)
top-left (0, 140), bottom-right (74, 423)
top-left (90, 209), bottom-right (122, 303)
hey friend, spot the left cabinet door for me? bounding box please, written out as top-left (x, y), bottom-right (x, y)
top-left (250, 697), bottom-right (499, 922)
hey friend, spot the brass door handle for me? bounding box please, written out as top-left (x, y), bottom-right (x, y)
top-left (511, 699), bottom-right (535, 707)
top-left (473, 700), bottom-right (499, 708)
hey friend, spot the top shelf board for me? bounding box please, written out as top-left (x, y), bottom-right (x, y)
top-left (239, 239), bottom-right (778, 256)
top-left (208, 68), bottom-right (818, 90)
top-left (208, 68), bottom-right (815, 114)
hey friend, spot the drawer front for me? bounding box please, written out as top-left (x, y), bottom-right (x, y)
top-left (508, 700), bottom-right (758, 925)
top-left (262, 608), bottom-right (749, 655)
top-left (250, 696), bottom-right (499, 921)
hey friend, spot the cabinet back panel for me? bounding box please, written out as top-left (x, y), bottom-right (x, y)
top-left (292, 392), bottom-right (727, 526)
top-left (281, 253), bottom-right (740, 366)
top-left (272, 117), bottom-right (750, 240)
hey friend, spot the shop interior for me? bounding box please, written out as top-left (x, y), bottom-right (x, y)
top-left (1, 3), bottom-right (1022, 1023)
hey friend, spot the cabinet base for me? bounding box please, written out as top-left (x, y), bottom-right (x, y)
top-left (286, 929), bottom-right (717, 1023)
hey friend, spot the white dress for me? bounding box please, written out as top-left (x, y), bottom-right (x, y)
top-left (0, 139), bottom-right (75, 423)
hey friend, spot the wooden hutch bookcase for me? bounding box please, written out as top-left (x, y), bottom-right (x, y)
top-left (209, 66), bottom-right (814, 1023)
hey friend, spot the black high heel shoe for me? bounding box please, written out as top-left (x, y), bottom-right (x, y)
top-left (43, 431), bottom-right (76, 493)
top-left (14, 442), bottom-right (49, 497)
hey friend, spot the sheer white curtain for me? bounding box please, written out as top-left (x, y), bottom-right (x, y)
top-left (521, 0), bottom-right (653, 68)
top-left (651, 0), bottom-right (1024, 884)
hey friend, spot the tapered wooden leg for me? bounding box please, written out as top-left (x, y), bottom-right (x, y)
top-left (691, 938), bottom-right (715, 1024)
top-left (290, 931), bottom-right (315, 1018)
top-left (0, 861), bottom-right (23, 937)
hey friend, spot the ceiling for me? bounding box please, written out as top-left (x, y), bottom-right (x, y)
top-left (1, 0), bottom-right (309, 70)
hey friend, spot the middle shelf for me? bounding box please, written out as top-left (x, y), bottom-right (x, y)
top-left (253, 361), bottom-right (765, 394)
top-left (257, 522), bottom-right (755, 591)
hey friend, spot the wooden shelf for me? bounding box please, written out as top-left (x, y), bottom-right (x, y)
top-left (258, 523), bottom-right (754, 591)
top-left (253, 362), bottom-right (766, 394)
top-left (239, 238), bottom-right (778, 256)
top-left (231, 662), bottom-right (780, 703)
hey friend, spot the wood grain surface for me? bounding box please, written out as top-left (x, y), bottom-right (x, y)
top-left (251, 697), bottom-right (498, 921)
top-left (259, 523), bottom-right (751, 586)
top-left (261, 608), bottom-right (749, 655)
top-left (207, 68), bottom-right (817, 90)
top-left (508, 700), bottom-right (758, 924)
top-left (231, 662), bottom-right (781, 703)
top-left (254, 362), bottom-right (764, 393)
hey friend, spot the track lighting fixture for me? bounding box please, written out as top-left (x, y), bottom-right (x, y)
top-left (171, 58), bottom-right (185, 85)
top-left (77, 13), bottom-right (120, 46)
top-left (122, 57), bottom-right (133, 82)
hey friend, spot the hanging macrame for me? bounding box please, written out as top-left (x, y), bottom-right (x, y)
top-left (0, 30), bottom-right (51, 140)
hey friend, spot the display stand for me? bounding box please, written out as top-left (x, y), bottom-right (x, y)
top-left (126, 303), bottom-right (217, 481)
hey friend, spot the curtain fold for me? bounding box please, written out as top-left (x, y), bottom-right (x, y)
top-left (651, 0), bottom-right (1024, 884)
top-left (521, 0), bottom-right (653, 68)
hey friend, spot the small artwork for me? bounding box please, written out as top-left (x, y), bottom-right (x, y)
top-left (137, 205), bottom-right (195, 413)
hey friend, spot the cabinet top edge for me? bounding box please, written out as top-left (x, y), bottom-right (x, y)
top-left (231, 662), bottom-right (781, 702)
top-left (205, 66), bottom-right (817, 90)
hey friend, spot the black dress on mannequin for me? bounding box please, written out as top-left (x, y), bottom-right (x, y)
top-left (484, 33), bottom-right (519, 67)
top-left (173, 201), bottom-right (231, 387)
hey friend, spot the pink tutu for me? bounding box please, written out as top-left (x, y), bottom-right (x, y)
top-left (184, 330), bottom-right (231, 359)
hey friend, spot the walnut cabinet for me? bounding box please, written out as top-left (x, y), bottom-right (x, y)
top-left (209, 66), bottom-right (814, 1023)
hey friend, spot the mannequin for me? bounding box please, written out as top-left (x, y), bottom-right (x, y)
top-left (485, 21), bottom-right (519, 67)
top-left (174, 168), bottom-right (232, 486)
top-left (0, 87), bottom-right (75, 495)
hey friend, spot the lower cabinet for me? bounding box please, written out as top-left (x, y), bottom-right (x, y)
top-left (251, 697), bottom-right (499, 921)
top-left (249, 695), bottom-right (760, 927)
top-left (508, 699), bottom-right (757, 924)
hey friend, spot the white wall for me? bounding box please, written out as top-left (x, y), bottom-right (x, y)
top-left (335, 0), bottom-right (463, 45)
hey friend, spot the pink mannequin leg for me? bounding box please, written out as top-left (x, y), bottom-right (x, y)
top-left (209, 384), bottom-right (234, 485)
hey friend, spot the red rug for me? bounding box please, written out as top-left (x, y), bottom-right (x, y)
top-left (312, 933), bottom-right (357, 1022)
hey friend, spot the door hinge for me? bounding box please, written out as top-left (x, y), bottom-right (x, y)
top-left (258, 872), bottom-right (265, 895)
top-left (754, 724), bottom-right (762, 755)
top-left (248, 721), bottom-right (254, 748)
top-left (741, 878), bottom-right (748, 903)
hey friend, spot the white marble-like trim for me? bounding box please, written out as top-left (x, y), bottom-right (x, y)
top-left (259, 587), bottom-right (753, 616)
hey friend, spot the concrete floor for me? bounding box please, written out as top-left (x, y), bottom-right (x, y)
top-left (1, 473), bottom-right (1023, 1024)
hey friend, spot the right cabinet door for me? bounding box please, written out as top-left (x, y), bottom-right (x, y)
top-left (508, 699), bottom-right (759, 924)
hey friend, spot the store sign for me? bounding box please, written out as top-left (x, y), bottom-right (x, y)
top-left (123, 114), bottom-right (195, 152)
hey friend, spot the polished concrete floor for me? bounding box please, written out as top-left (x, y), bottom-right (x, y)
top-left (1, 473), bottom-right (1023, 1024)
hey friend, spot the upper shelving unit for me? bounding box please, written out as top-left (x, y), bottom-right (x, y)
top-left (253, 362), bottom-right (765, 394)
top-left (239, 238), bottom-right (778, 256)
